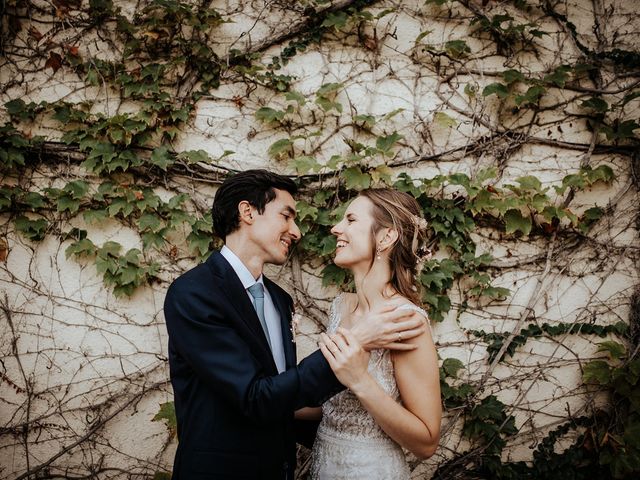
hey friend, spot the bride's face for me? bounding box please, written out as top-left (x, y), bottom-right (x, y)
top-left (331, 196), bottom-right (376, 269)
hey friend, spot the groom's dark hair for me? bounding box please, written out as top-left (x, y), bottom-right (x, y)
top-left (212, 169), bottom-right (298, 239)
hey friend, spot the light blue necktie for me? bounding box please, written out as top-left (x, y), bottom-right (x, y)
top-left (247, 283), bottom-right (272, 350)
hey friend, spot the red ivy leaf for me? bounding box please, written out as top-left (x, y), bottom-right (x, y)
top-left (28, 26), bottom-right (43, 41)
top-left (0, 238), bottom-right (8, 262)
top-left (44, 52), bottom-right (63, 72)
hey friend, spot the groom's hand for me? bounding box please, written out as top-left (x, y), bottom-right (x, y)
top-left (349, 302), bottom-right (427, 351)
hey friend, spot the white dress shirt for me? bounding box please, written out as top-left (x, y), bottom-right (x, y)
top-left (220, 245), bottom-right (286, 373)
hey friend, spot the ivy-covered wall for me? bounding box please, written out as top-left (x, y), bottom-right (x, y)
top-left (1, 0), bottom-right (639, 478)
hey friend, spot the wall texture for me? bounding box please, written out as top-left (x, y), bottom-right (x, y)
top-left (1, 0), bottom-right (639, 479)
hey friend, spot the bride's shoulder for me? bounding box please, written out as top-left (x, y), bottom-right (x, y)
top-left (388, 295), bottom-right (430, 322)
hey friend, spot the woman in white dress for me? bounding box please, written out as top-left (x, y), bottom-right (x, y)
top-left (307, 188), bottom-right (442, 479)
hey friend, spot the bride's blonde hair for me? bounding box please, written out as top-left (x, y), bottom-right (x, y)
top-left (359, 188), bottom-right (430, 305)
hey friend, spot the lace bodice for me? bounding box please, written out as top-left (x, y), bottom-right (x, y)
top-left (319, 295), bottom-right (401, 441)
top-left (309, 294), bottom-right (429, 480)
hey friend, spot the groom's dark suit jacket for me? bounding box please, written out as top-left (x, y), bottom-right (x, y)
top-left (164, 251), bottom-right (344, 479)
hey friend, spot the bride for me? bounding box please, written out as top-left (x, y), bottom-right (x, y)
top-left (308, 188), bottom-right (441, 479)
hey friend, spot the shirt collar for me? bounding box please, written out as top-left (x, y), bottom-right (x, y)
top-left (220, 245), bottom-right (264, 290)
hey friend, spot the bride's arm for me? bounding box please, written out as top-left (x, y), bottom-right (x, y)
top-left (319, 317), bottom-right (441, 459)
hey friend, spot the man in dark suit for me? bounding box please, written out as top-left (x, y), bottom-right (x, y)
top-left (164, 170), bottom-right (426, 479)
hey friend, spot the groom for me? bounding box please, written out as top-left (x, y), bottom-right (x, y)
top-left (164, 170), bottom-right (425, 479)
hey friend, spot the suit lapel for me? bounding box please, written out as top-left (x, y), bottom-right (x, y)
top-left (208, 252), bottom-right (276, 370)
top-left (264, 277), bottom-right (297, 369)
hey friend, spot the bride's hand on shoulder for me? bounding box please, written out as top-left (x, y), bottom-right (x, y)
top-left (350, 299), bottom-right (427, 351)
top-left (319, 328), bottom-right (372, 391)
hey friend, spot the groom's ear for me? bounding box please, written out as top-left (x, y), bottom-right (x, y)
top-left (238, 200), bottom-right (255, 225)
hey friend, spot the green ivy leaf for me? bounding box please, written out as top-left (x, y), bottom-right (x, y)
top-left (434, 112), bottom-right (457, 128)
top-left (317, 83), bottom-right (343, 96)
top-left (57, 195), bottom-right (81, 214)
top-left (20, 192), bottom-right (46, 210)
top-left (343, 167), bottom-right (371, 190)
top-left (187, 230), bottom-right (212, 257)
top-left (15, 216), bottom-right (48, 241)
top-left (83, 142), bottom-right (116, 173)
top-left (393, 173), bottom-right (422, 197)
top-left (5, 99), bottom-right (26, 116)
top-left (321, 264), bottom-right (347, 287)
top-left (376, 132), bottom-right (403, 154)
top-left (504, 209), bottom-right (532, 235)
top-left (149, 146), bottom-right (174, 170)
top-left (502, 69), bottom-right (525, 84)
top-left (120, 248), bottom-right (141, 266)
top-left (0, 146), bottom-right (26, 168)
top-left (170, 210), bottom-right (195, 228)
top-left (442, 358), bottom-right (465, 378)
top-left (321, 11), bottom-right (348, 30)
top-left (255, 107), bottom-right (286, 123)
top-left (475, 285), bottom-right (511, 299)
top-left (296, 201), bottom-right (318, 222)
top-left (108, 197), bottom-right (135, 217)
top-left (178, 149), bottom-right (211, 164)
top-left (268, 138), bottom-right (293, 158)
top-left (415, 29), bottom-right (433, 43)
top-left (482, 83), bottom-right (509, 99)
top-left (151, 402), bottom-right (178, 435)
top-left (515, 175), bottom-right (542, 191)
top-left (98, 241), bottom-right (121, 258)
top-left (464, 83), bottom-right (477, 98)
top-left (383, 108), bottom-right (405, 121)
top-left (581, 97), bottom-right (609, 113)
top-left (370, 165), bottom-right (393, 185)
top-left (596, 341), bottom-right (626, 360)
top-left (318, 235), bottom-right (337, 256)
top-left (444, 39), bottom-right (470, 57)
top-left (543, 65), bottom-right (571, 88)
top-left (2, 188), bottom-right (20, 212)
top-left (579, 206), bottom-right (603, 231)
top-left (285, 91), bottom-right (306, 106)
top-left (514, 85), bottom-right (546, 106)
top-left (167, 194), bottom-right (189, 210)
top-left (583, 360), bottom-right (611, 385)
top-left (142, 231), bottom-right (166, 250)
top-left (471, 395), bottom-right (505, 422)
top-left (355, 114), bottom-right (376, 128)
top-left (65, 238), bottom-right (97, 258)
top-left (138, 213), bottom-right (163, 232)
top-left (291, 156), bottom-right (321, 174)
top-left (315, 96), bottom-right (343, 113)
top-left (585, 164), bottom-right (615, 184)
top-left (83, 209), bottom-right (109, 224)
top-left (64, 180), bottom-right (89, 199)
top-left (119, 264), bottom-right (141, 285)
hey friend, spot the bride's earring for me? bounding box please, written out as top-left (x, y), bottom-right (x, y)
top-left (376, 246), bottom-right (382, 260)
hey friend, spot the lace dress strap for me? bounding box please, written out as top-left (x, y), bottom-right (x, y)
top-left (397, 303), bottom-right (430, 322)
top-left (327, 294), bottom-right (344, 333)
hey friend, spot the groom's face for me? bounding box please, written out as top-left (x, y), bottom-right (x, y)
top-left (248, 188), bottom-right (301, 265)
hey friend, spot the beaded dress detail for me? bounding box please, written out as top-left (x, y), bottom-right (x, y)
top-left (309, 295), bottom-right (429, 480)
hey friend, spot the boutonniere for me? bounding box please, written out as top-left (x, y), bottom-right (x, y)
top-left (290, 312), bottom-right (301, 343)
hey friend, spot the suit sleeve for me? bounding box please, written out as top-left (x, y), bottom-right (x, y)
top-left (164, 280), bottom-right (344, 425)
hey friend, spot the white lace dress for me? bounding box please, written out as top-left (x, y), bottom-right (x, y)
top-left (309, 295), bottom-right (429, 480)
